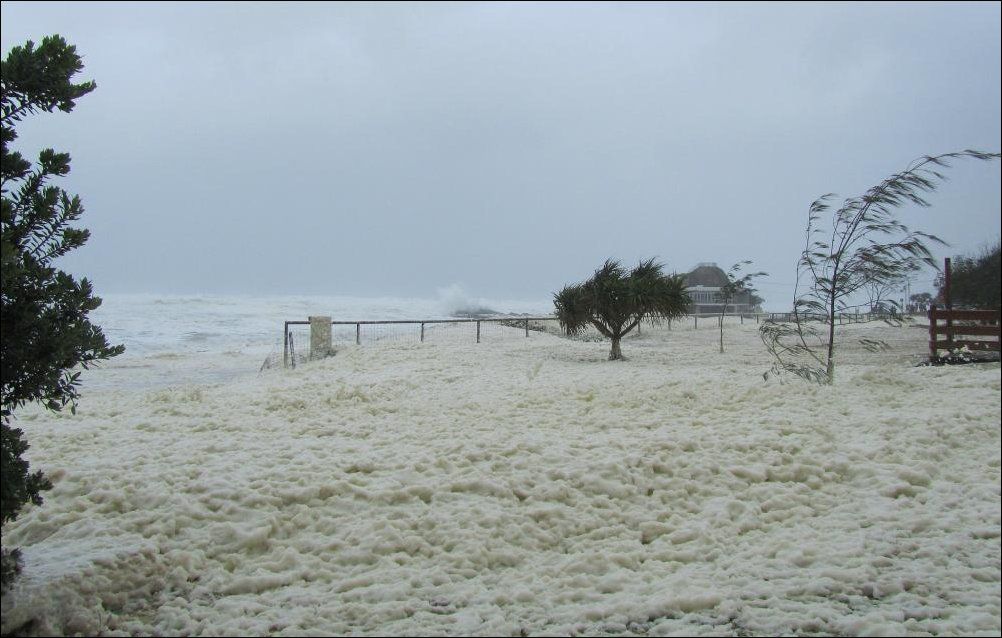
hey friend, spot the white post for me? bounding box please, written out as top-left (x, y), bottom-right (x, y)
top-left (309, 316), bottom-right (332, 360)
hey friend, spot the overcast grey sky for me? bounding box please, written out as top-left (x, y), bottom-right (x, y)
top-left (2, 1), bottom-right (1000, 307)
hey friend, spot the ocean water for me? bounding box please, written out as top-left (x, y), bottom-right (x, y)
top-left (81, 291), bottom-right (553, 391)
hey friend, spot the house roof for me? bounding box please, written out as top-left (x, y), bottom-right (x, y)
top-left (684, 263), bottom-right (729, 288)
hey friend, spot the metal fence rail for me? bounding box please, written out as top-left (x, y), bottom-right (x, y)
top-left (283, 316), bottom-right (560, 367)
top-left (280, 311), bottom-right (897, 368)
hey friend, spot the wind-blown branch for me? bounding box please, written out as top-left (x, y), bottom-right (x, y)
top-left (762, 150), bottom-right (1000, 384)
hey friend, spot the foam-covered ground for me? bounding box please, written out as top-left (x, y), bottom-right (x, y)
top-left (2, 320), bottom-right (999, 636)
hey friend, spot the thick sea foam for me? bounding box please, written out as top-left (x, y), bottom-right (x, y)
top-left (4, 316), bottom-right (999, 636)
top-left (83, 292), bottom-right (552, 390)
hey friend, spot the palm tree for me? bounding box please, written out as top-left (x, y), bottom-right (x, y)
top-left (554, 258), bottom-right (690, 360)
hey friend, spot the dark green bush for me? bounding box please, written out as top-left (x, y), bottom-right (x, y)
top-left (941, 241), bottom-right (1001, 310)
top-left (1, 35), bottom-right (122, 589)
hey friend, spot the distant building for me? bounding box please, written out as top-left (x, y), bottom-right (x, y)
top-left (683, 262), bottom-right (757, 314)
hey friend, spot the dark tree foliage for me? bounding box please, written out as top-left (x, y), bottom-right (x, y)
top-left (938, 241), bottom-right (1000, 310)
top-left (1, 35), bottom-right (123, 589)
top-left (909, 292), bottom-right (933, 313)
top-left (554, 258), bottom-right (690, 360)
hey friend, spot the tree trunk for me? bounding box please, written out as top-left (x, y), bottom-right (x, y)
top-left (609, 336), bottom-right (624, 360)
top-left (719, 310), bottom-right (725, 353)
top-left (826, 292), bottom-right (837, 385)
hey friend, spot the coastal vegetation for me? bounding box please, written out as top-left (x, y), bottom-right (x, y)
top-left (1, 35), bottom-right (122, 588)
top-left (760, 150), bottom-right (1000, 384)
top-left (715, 261), bottom-right (766, 353)
top-left (938, 240), bottom-right (1001, 310)
top-left (553, 258), bottom-right (689, 360)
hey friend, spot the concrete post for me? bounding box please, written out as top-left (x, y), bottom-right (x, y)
top-left (309, 316), bottom-right (333, 360)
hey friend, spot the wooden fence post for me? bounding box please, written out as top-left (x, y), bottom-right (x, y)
top-left (420, 322), bottom-right (425, 342)
top-left (476, 320), bottom-right (481, 343)
top-left (928, 305), bottom-right (937, 360)
top-left (356, 323), bottom-right (361, 345)
top-left (944, 258), bottom-right (953, 350)
top-left (525, 318), bottom-right (529, 337)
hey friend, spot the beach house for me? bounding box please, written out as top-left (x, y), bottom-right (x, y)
top-left (684, 262), bottom-right (758, 314)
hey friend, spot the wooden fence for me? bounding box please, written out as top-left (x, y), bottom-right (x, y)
top-left (927, 305), bottom-right (1001, 359)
